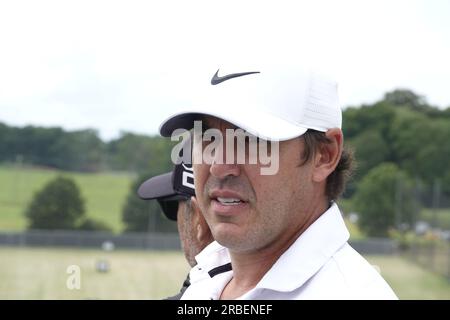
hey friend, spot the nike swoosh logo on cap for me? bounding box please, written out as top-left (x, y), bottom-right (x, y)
top-left (211, 69), bottom-right (260, 85)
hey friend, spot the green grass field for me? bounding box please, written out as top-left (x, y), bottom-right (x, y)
top-left (0, 247), bottom-right (189, 299)
top-left (0, 165), bottom-right (134, 232)
top-left (365, 255), bottom-right (450, 299)
top-left (0, 247), bottom-right (448, 299)
top-left (1, 166), bottom-right (367, 239)
top-left (2, 165), bottom-right (448, 239)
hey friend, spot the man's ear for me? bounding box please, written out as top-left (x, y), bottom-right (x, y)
top-left (191, 196), bottom-right (213, 245)
top-left (312, 128), bottom-right (343, 183)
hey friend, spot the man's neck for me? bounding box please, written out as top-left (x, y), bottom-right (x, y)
top-left (219, 200), bottom-right (329, 300)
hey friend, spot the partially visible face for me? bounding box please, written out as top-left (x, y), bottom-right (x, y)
top-left (176, 201), bottom-right (197, 267)
top-left (176, 200), bottom-right (212, 267)
top-left (193, 117), bottom-right (321, 253)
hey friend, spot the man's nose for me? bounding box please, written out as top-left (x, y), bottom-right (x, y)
top-left (210, 161), bottom-right (240, 179)
top-left (209, 139), bottom-right (241, 178)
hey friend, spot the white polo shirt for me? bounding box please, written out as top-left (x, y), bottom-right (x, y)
top-left (182, 203), bottom-right (398, 300)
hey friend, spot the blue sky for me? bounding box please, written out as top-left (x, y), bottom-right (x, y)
top-left (0, 0), bottom-right (449, 140)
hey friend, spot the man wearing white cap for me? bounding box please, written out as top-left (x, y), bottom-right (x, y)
top-left (159, 66), bottom-right (397, 299)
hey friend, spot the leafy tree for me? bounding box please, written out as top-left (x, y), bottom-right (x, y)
top-left (383, 89), bottom-right (427, 109)
top-left (51, 129), bottom-right (106, 172)
top-left (443, 170), bottom-right (450, 197)
top-left (347, 129), bottom-right (390, 180)
top-left (386, 108), bottom-right (431, 170)
top-left (388, 111), bottom-right (450, 183)
top-left (343, 102), bottom-right (395, 140)
top-left (0, 123), bottom-right (106, 171)
top-left (108, 132), bottom-right (175, 173)
top-left (0, 122), bottom-right (13, 162)
top-left (25, 176), bottom-right (85, 230)
top-left (413, 119), bottom-right (450, 184)
top-left (442, 106), bottom-right (450, 118)
top-left (77, 217), bottom-right (112, 232)
top-left (353, 163), bottom-right (419, 237)
top-left (382, 89), bottom-right (449, 118)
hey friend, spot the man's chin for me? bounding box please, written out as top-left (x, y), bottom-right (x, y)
top-left (212, 224), bottom-right (257, 252)
top-left (212, 224), bottom-right (242, 246)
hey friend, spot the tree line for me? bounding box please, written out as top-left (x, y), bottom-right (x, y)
top-left (0, 124), bottom-right (176, 173)
top-left (8, 89), bottom-right (450, 236)
top-left (2, 89), bottom-right (448, 183)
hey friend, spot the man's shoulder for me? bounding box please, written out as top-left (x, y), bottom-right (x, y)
top-left (304, 243), bottom-right (398, 299)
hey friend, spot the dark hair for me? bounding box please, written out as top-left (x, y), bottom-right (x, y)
top-left (301, 130), bottom-right (354, 201)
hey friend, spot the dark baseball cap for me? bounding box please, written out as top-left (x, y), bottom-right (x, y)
top-left (137, 162), bottom-right (195, 221)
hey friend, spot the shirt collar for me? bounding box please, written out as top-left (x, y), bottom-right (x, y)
top-left (195, 240), bottom-right (230, 268)
top-left (189, 240), bottom-right (231, 284)
top-left (190, 203), bottom-right (349, 295)
top-left (253, 202), bottom-right (349, 292)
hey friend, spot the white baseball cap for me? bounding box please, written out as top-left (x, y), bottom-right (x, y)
top-left (159, 65), bottom-right (341, 141)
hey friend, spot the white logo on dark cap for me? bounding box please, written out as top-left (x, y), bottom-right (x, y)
top-left (182, 171), bottom-right (195, 189)
top-left (181, 163), bottom-right (193, 172)
top-left (181, 163), bottom-right (195, 189)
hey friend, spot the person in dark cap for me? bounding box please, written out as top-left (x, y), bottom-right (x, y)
top-left (138, 161), bottom-right (213, 299)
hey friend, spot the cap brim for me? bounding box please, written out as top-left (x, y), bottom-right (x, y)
top-left (137, 172), bottom-right (176, 200)
top-left (159, 107), bottom-right (308, 141)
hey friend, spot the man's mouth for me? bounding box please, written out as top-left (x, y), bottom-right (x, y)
top-left (209, 189), bottom-right (249, 215)
top-left (216, 197), bottom-right (244, 206)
